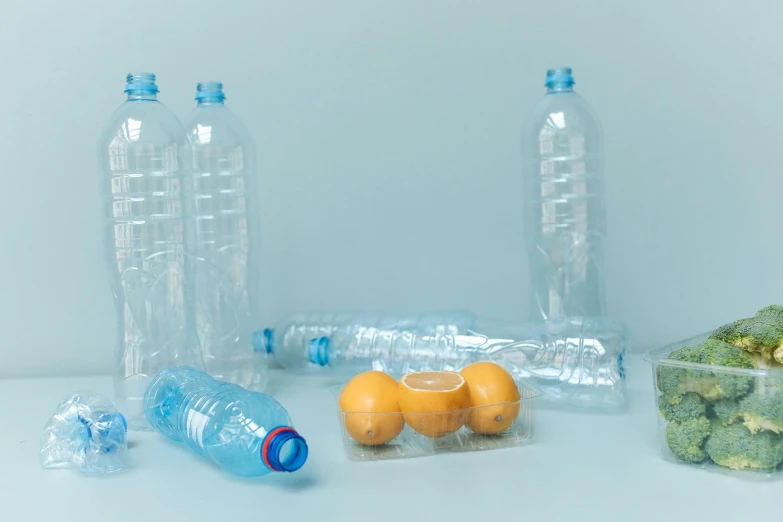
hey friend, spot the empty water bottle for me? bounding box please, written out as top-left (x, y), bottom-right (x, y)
top-left (40, 392), bottom-right (128, 474)
top-left (259, 312), bottom-right (627, 409)
top-left (487, 317), bottom-right (627, 409)
top-left (256, 310), bottom-right (476, 370)
top-left (97, 73), bottom-right (203, 429)
top-left (183, 82), bottom-right (266, 391)
top-left (144, 366), bottom-right (308, 476)
top-left (522, 67), bottom-right (606, 321)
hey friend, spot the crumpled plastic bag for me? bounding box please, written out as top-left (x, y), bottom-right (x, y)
top-left (40, 391), bottom-right (127, 474)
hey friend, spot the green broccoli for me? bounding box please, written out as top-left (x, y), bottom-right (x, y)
top-left (659, 393), bottom-right (706, 422)
top-left (740, 389), bottom-right (783, 434)
top-left (704, 420), bottom-right (783, 470)
top-left (659, 339), bottom-right (754, 402)
top-left (710, 315), bottom-right (783, 364)
top-left (713, 378), bottom-right (783, 434)
top-left (666, 417), bottom-right (711, 463)
top-left (756, 305), bottom-right (783, 320)
top-left (712, 398), bottom-right (741, 424)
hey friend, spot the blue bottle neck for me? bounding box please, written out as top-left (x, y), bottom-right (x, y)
top-left (546, 85), bottom-right (575, 94)
top-left (262, 427), bottom-right (308, 472)
top-left (126, 92), bottom-right (158, 101)
top-left (124, 73), bottom-right (159, 101)
top-left (196, 98), bottom-right (225, 106)
top-left (544, 67), bottom-right (575, 94)
top-left (195, 82), bottom-right (226, 105)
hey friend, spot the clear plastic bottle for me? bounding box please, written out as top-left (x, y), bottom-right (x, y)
top-left (486, 317), bottom-right (627, 409)
top-left (261, 313), bottom-right (627, 410)
top-left (40, 391), bottom-right (128, 474)
top-left (183, 82), bottom-right (266, 392)
top-left (144, 366), bottom-right (308, 476)
top-left (255, 310), bottom-right (477, 370)
top-left (97, 73), bottom-right (203, 429)
top-left (522, 67), bottom-right (606, 321)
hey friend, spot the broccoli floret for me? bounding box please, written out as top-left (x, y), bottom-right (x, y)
top-left (659, 339), bottom-right (754, 402)
top-left (716, 378), bottom-right (783, 434)
top-left (756, 305), bottom-right (783, 320)
top-left (704, 420), bottom-right (783, 470)
top-left (740, 392), bottom-right (783, 434)
top-left (666, 417), bottom-right (710, 463)
top-left (712, 398), bottom-right (742, 424)
top-left (659, 393), bottom-right (706, 422)
top-left (697, 338), bottom-right (756, 368)
top-left (711, 316), bottom-right (783, 364)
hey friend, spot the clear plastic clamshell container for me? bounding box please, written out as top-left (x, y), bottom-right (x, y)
top-left (646, 332), bottom-right (783, 478)
top-left (331, 382), bottom-right (539, 461)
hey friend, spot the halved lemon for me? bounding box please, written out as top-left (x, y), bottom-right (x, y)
top-left (398, 371), bottom-right (471, 438)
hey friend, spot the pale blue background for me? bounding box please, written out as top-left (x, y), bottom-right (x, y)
top-left (1, 0), bottom-right (781, 377)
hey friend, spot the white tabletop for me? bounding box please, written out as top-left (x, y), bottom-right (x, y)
top-left (2, 356), bottom-right (777, 521)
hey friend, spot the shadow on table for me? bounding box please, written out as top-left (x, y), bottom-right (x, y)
top-left (130, 434), bottom-right (320, 489)
top-left (224, 468), bottom-right (319, 490)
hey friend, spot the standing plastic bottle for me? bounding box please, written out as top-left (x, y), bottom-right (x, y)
top-left (183, 82), bottom-right (266, 391)
top-left (256, 310), bottom-right (477, 370)
top-left (144, 366), bottom-right (308, 477)
top-left (522, 67), bottom-right (606, 321)
top-left (97, 73), bottom-right (203, 429)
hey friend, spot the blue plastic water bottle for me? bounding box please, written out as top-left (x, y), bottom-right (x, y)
top-left (144, 367), bottom-right (308, 476)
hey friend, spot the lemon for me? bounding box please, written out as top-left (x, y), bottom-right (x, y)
top-left (460, 362), bottom-right (521, 434)
top-left (338, 371), bottom-right (405, 445)
top-left (398, 371), bottom-right (471, 438)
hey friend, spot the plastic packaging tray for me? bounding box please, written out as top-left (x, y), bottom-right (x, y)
top-left (330, 382), bottom-right (539, 461)
top-left (646, 332), bottom-right (783, 478)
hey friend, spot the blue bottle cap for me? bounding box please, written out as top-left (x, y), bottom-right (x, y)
top-left (307, 337), bottom-right (329, 366)
top-left (252, 329), bottom-right (274, 354)
top-left (545, 67), bottom-right (575, 89)
top-left (262, 427), bottom-right (308, 472)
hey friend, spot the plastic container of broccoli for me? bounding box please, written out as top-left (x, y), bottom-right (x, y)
top-left (646, 328), bottom-right (783, 477)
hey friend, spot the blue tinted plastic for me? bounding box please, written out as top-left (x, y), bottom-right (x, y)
top-left (545, 67), bottom-right (575, 91)
top-left (124, 72), bottom-right (159, 94)
top-left (195, 81), bottom-right (226, 103)
top-left (144, 367), bottom-right (307, 476)
top-left (40, 392), bottom-right (128, 474)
